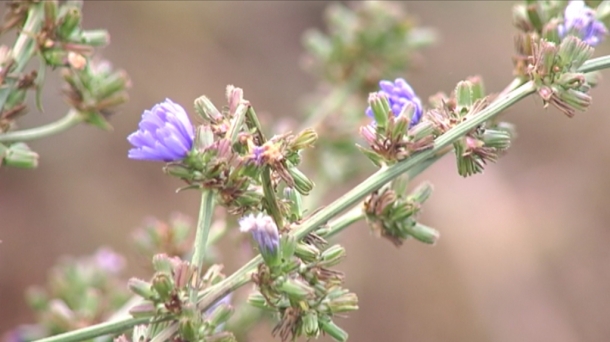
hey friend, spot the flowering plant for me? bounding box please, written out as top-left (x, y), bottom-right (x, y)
top-left (3, 1), bottom-right (610, 342)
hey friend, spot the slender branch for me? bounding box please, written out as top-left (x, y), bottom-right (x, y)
top-left (190, 190), bottom-right (215, 299)
top-left (33, 316), bottom-right (160, 342)
top-left (0, 110), bottom-right (84, 143)
top-left (579, 55), bottom-right (610, 73)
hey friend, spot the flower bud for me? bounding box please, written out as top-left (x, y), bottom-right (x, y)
top-left (128, 278), bottom-right (155, 300)
top-left (152, 254), bottom-right (174, 273)
top-left (278, 277), bottom-right (314, 300)
top-left (290, 128), bottom-right (318, 151)
top-left (3, 143), bottom-right (39, 168)
top-left (206, 302), bottom-right (234, 330)
top-left (455, 80), bottom-right (475, 115)
top-left (79, 29), bottom-right (110, 47)
top-left (481, 129), bottom-right (512, 150)
top-left (405, 222), bottom-right (440, 245)
top-left (57, 6), bottom-right (81, 40)
top-left (128, 301), bottom-right (156, 318)
top-left (320, 245), bottom-right (346, 267)
top-left (319, 319), bottom-right (348, 342)
top-left (288, 166), bottom-right (314, 195)
top-left (246, 292), bottom-right (268, 310)
top-left (302, 311), bottom-right (320, 337)
top-left (194, 95), bottom-right (222, 122)
top-left (409, 121), bottom-right (435, 142)
top-left (408, 181), bottom-right (434, 204)
top-left (179, 315), bottom-right (201, 342)
top-left (239, 213), bottom-right (280, 264)
top-left (326, 291), bottom-right (359, 313)
top-left (295, 242), bottom-right (320, 262)
top-left (151, 273), bottom-right (174, 301)
top-left (367, 92), bottom-right (391, 128)
top-left (280, 234), bottom-right (297, 260)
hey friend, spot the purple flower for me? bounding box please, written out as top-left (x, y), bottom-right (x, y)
top-left (559, 0), bottom-right (608, 46)
top-left (239, 213), bottom-right (279, 254)
top-left (93, 247), bottom-right (126, 274)
top-left (366, 78), bottom-right (423, 127)
top-left (127, 99), bottom-right (195, 162)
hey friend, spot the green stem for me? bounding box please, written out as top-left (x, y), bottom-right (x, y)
top-left (190, 190), bottom-right (215, 299)
top-left (34, 316), bottom-right (158, 342)
top-left (0, 110), bottom-right (84, 143)
top-left (0, 3), bottom-right (44, 112)
top-left (579, 55), bottom-right (610, 73)
top-left (245, 106), bottom-right (284, 229)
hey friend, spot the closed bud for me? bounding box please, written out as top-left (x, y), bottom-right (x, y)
top-left (542, 19), bottom-right (561, 44)
top-left (246, 292), bottom-right (268, 310)
top-left (466, 75), bottom-right (485, 101)
top-left (290, 128), bottom-right (318, 151)
top-left (206, 302), bottom-right (234, 329)
top-left (288, 166), bottom-right (314, 195)
top-left (194, 95), bottom-right (222, 122)
top-left (303, 311), bottom-right (320, 337)
top-left (179, 316), bottom-right (201, 342)
top-left (560, 88), bottom-right (591, 112)
top-left (3, 143), bottom-right (39, 168)
top-left (455, 80), bottom-right (474, 115)
top-left (151, 273), bottom-right (174, 301)
top-left (152, 254), bottom-right (174, 273)
top-left (280, 234), bottom-right (297, 260)
top-left (226, 85), bottom-right (244, 114)
top-left (79, 29), bottom-right (110, 47)
top-left (319, 319), bottom-right (348, 342)
top-left (95, 70), bottom-right (130, 102)
top-left (44, 1), bottom-right (58, 26)
top-left (278, 277), bottom-right (314, 300)
top-left (320, 245), bottom-right (346, 267)
top-left (295, 242), bottom-right (320, 262)
top-left (481, 129), bottom-right (512, 150)
top-left (43, 49), bottom-right (68, 67)
top-left (57, 6), bottom-right (81, 39)
top-left (405, 222), bottom-right (440, 245)
top-left (128, 301), bottom-right (156, 318)
top-left (368, 92), bottom-right (391, 129)
top-left (558, 36), bottom-right (594, 70)
top-left (409, 121), bottom-right (435, 141)
top-left (556, 72), bottom-right (586, 89)
top-left (48, 299), bottom-right (75, 330)
top-left (525, 2), bottom-right (543, 32)
top-left (195, 125), bottom-right (215, 150)
top-left (128, 278), bottom-right (155, 300)
top-left (408, 181), bottom-right (434, 204)
top-left (284, 187), bottom-right (304, 220)
top-left (327, 291), bottom-right (359, 313)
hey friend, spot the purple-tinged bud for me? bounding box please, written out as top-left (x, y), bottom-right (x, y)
top-left (127, 99), bottom-right (195, 162)
top-left (559, 0), bottom-right (608, 46)
top-left (366, 78), bottom-right (423, 127)
top-left (239, 213), bottom-right (280, 255)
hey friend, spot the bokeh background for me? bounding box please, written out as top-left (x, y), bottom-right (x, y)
top-left (2, 1), bottom-right (610, 341)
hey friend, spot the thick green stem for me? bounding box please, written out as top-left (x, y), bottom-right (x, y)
top-left (0, 110), bottom-right (84, 143)
top-left (190, 190), bottom-right (215, 299)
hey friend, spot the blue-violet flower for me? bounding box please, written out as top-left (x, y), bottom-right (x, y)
top-left (559, 0), bottom-right (608, 46)
top-left (127, 99), bottom-right (195, 162)
top-left (239, 213), bottom-right (279, 254)
top-left (365, 78), bottom-right (423, 126)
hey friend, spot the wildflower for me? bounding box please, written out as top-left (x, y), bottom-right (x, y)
top-left (127, 99), bottom-right (195, 162)
top-left (365, 78), bottom-right (423, 126)
top-left (93, 247), bottom-right (126, 274)
top-left (239, 212), bottom-right (279, 254)
top-left (559, 0), bottom-right (608, 46)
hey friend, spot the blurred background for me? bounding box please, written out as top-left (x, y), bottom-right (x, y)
top-left (2, 1), bottom-right (610, 341)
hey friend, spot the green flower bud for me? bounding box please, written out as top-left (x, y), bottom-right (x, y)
top-left (151, 273), bottom-right (174, 301)
top-left (408, 181), bottom-right (434, 204)
top-left (128, 278), bottom-right (155, 300)
top-left (246, 292), bottom-right (269, 310)
top-left (128, 301), bottom-right (156, 318)
top-left (409, 121), bottom-right (435, 142)
top-left (179, 315), bottom-right (201, 342)
top-left (280, 234), bottom-right (297, 260)
top-left (327, 291), bottom-right (359, 313)
top-left (542, 19), bottom-right (561, 44)
top-left (557, 36), bottom-right (593, 70)
top-left (3, 143), bottom-right (39, 168)
top-left (295, 242), bottom-right (320, 262)
top-left (79, 29), bottom-right (110, 47)
top-left (194, 95), bottom-right (222, 122)
top-left (481, 129), bottom-right (512, 150)
top-left (455, 80), bottom-right (474, 115)
top-left (206, 303), bottom-right (234, 328)
top-left (288, 166), bottom-right (314, 195)
top-left (278, 277), bottom-right (314, 300)
top-left (284, 187), bottom-right (304, 221)
top-left (319, 318), bottom-right (348, 342)
top-left (405, 222), bottom-right (440, 245)
top-left (290, 128), bottom-right (318, 151)
top-left (152, 254), bottom-right (174, 273)
top-left (302, 311), bottom-right (320, 338)
top-left (320, 245), bottom-right (346, 267)
top-left (57, 6), bottom-right (81, 39)
top-left (368, 92), bottom-right (391, 129)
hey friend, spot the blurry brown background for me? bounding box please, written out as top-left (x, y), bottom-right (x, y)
top-left (2, 1), bottom-right (610, 341)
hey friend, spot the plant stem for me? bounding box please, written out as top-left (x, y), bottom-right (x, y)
top-left (190, 190), bottom-right (215, 299)
top-left (0, 3), bottom-right (44, 112)
top-left (34, 316), bottom-right (160, 342)
top-left (0, 110), bottom-right (84, 143)
top-left (579, 55), bottom-right (610, 73)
